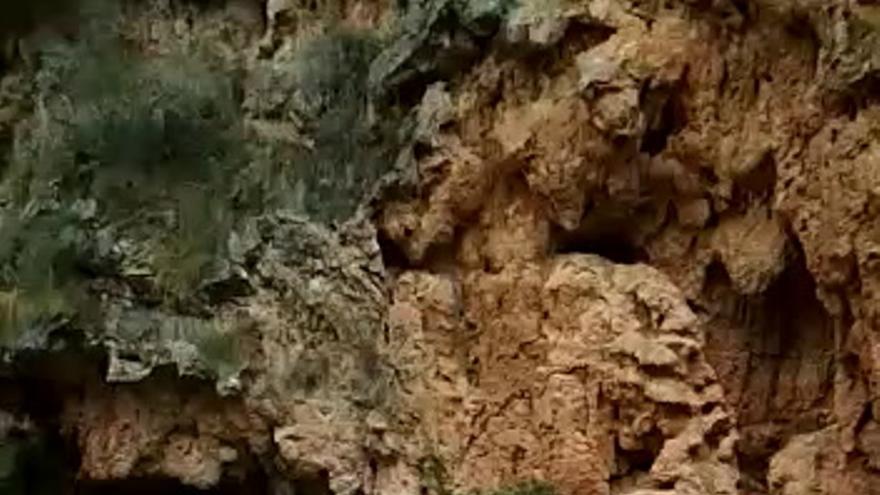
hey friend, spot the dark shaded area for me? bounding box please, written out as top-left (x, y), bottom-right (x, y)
top-left (0, 337), bottom-right (104, 495)
top-left (700, 240), bottom-right (835, 494)
top-left (729, 153), bottom-right (777, 211)
top-left (292, 469), bottom-right (332, 495)
top-left (0, 332), bottom-right (106, 428)
top-left (556, 233), bottom-right (647, 264)
top-left (0, 0), bottom-right (85, 73)
top-left (77, 478), bottom-right (229, 495)
top-left (640, 86), bottom-right (687, 156)
top-left (553, 206), bottom-right (649, 265)
top-left (376, 228), bottom-right (412, 271)
top-left (608, 397), bottom-right (665, 492)
top-left (0, 340), bottom-right (281, 495)
top-left (0, 426), bottom-right (75, 495)
top-left (0, 0), bottom-right (82, 37)
top-left (76, 472), bottom-right (270, 495)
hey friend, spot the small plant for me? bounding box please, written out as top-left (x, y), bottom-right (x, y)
top-left (279, 29), bottom-right (401, 222)
top-left (2, 33), bottom-right (247, 304)
top-left (0, 209), bottom-right (85, 345)
top-left (419, 455), bottom-right (453, 495)
top-left (482, 481), bottom-right (557, 495)
top-left (294, 29), bottom-right (380, 114)
top-left (192, 320), bottom-right (243, 382)
top-left (417, 459), bottom-right (557, 495)
top-left (154, 185), bottom-right (232, 301)
top-left (0, 22), bottom-right (252, 349)
top-left (165, 316), bottom-right (244, 382)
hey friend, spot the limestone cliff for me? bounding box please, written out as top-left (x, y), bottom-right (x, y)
top-left (0, 1), bottom-right (879, 495)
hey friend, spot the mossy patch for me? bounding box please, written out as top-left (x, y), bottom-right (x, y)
top-left (0, 22), bottom-right (249, 342)
top-left (243, 28), bottom-right (403, 222)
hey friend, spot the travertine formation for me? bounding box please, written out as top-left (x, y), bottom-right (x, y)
top-left (388, 257), bottom-right (738, 495)
top-left (5, 1), bottom-right (880, 494)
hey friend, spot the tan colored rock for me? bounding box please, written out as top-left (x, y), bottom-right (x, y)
top-left (387, 255), bottom-right (737, 495)
top-left (711, 210), bottom-right (788, 295)
top-left (160, 435), bottom-right (233, 489)
top-left (11, 0), bottom-right (880, 493)
top-left (768, 429), bottom-right (835, 495)
top-left (675, 198), bottom-right (711, 229)
top-left (64, 381), bottom-right (269, 486)
top-left (609, 331), bottom-right (680, 368)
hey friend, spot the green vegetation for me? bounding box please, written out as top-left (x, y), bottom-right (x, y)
top-left (480, 481), bottom-right (557, 495)
top-left (0, 209), bottom-right (86, 344)
top-left (290, 29), bottom-right (400, 221)
top-left (419, 455), bottom-right (454, 495)
top-left (0, 1), bottom-right (406, 349)
top-left (22, 42), bottom-right (243, 253)
top-left (191, 319), bottom-right (244, 382)
top-left (419, 456), bottom-right (555, 495)
top-left (155, 315), bottom-right (245, 383)
top-left (24, 43), bottom-right (244, 210)
top-left (0, 24), bottom-right (246, 342)
top-left (239, 27), bottom-right (404, 221)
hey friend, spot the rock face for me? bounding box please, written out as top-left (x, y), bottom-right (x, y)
top-left (388, 257), bottom-right (738, 495)
top-left (3, 0), bottom-right (880, 494)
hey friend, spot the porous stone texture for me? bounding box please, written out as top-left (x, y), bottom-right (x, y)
top-left (5, 0), bottom-right (880, 494)
top-left (387, 257), bottom-right (738, 495)
top-left (374, 0), bottom-right (880, 492)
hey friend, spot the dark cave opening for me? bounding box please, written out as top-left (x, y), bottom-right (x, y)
top-left (640, 86), bottom-right (687, 157)
top-left (557, 234), bottom-right (647, 264)
top-left (75, 472), bottom-right (270, 495)
top-left (0, 340), bottom-right (284, 495)
top-left (701, 241), bottom-right (836, 494)
top-left (553, 221), bottom-right (648, 265)
top-left (77, 478), bottom-right (230, 495)
top-left (609, 427), bottom-right (665, 493)
top-left (0, 343), bottom-right (101, 495)
top-left (291, 469), bottom-right (332, 495)
top-left (376, 227), bottom-right (412, 271)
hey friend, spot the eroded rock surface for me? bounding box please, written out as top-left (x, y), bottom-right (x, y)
top-left (388, 257), bottom-right (738, 495)
top-left (3, 0), bottom-right (880, 494)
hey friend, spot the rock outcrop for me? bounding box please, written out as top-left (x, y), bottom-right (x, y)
top-left (2, 0), bottom-right (880, 494)
top-left (388, 256), bottom-right (738, 495)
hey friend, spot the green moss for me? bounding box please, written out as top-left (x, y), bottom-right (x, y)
top-left (278, 29), bottom-right (401, 222)
top-left (192, 320), bottom-right (243, 381)
top-left (480, 481), bottom-right (557, 495)
top-left (31, 45), bottom-right (244, 213)
top-left (418, 455), bottom-right (454, 495)
top-left (1, 31), bottom-right (247, 306)
top-left (0, 208), bottom-right (86, 345)
top-left (417, 458), bottom-right (556, 495)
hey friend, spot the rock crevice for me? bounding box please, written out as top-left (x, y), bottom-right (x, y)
top-left (2, 0), bottom-right (880, 494)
